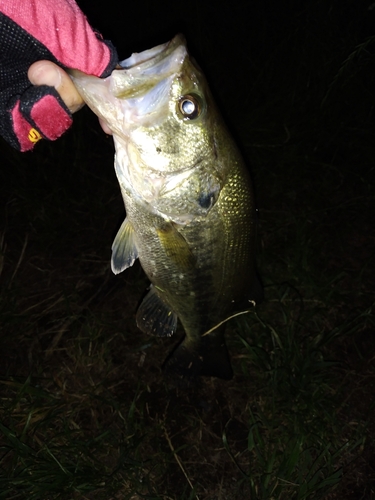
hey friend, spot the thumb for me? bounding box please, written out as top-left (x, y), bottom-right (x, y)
top-left (28, 61), bottom-right (84, 114)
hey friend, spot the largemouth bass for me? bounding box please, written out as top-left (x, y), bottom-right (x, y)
top-left (70, 34), bottom-right (262, 380)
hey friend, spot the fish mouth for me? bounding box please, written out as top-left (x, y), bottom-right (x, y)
top-left (109, 34), bottom-right (187, 98)
top-left (69, 34), bottom-right (189, 130)
top-left (120, 34), bottom-right (186, 69)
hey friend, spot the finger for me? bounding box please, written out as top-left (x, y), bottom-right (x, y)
top-left (28, 61), bottom-right (85, 114)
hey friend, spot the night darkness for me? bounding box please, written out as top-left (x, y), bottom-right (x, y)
top-left (1, 1), bottom-right (375, 498)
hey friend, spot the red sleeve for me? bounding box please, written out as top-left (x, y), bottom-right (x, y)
top-left (1, 0), bottom-right (114, 77)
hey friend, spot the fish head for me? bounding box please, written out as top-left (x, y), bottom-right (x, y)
top-left (70, 34), bottom-right (227, 223)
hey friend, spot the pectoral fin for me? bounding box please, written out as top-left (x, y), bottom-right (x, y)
top-left (156, 223), bottom-right (196, 269)
top-left (136, 286), bottom-right (178, 337)
top-left (111, 218), bottom-right (139, 274)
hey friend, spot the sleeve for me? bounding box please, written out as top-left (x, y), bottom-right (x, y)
top-left (0, 0), bottom-right (118, 151)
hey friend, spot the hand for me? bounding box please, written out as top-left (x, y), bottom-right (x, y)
top-left (28, 61), bottom-right (113, 135)
top-left (0, 0), bottom-right (118, 151)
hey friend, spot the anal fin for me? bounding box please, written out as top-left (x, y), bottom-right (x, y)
top-left (136, 286), bottom-right (178, 337)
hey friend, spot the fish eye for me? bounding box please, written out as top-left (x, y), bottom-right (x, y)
top-left (178, 94), bottom-right (202, 120)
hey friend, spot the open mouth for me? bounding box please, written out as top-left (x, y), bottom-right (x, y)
top-left (109, 35), bottom-right (187, 99)
top-left (120, 34), bottom-right (186, 69)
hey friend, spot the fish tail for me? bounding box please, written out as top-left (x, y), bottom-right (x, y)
top-left (163, 327), bottom-right (233, 382)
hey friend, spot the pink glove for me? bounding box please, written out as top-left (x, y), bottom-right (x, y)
top-left (0, 0), bottom-right (118, 151)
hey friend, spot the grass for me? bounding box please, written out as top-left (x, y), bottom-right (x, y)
top-left (1, 1), bottom-right (375, 498)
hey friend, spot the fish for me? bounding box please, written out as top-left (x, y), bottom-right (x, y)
top-left (69, 34), bottom-right (262, 381)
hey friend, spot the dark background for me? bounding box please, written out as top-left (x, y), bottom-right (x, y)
top-left (75, 0), bottom-right (375, 185)
top-left (1, 0), bottom-right (375, 498)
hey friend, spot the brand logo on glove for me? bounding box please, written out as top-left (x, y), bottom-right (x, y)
top-left (28, 128), bottom-right (42, 143)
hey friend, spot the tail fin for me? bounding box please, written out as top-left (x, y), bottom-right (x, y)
top-left (163, 328), bottom-right (233, 382)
